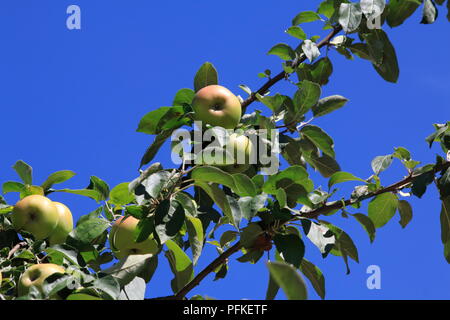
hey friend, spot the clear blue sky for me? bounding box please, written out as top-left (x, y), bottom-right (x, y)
top-left (0, 0), bottom-right (449, 300)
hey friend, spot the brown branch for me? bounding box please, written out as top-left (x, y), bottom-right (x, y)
top-left (302, 160), bottom-right (450, 219)
top-left (7, 241), bottom-right (27, 260)
top-left (241, 25), bottom-right (343, 114)
top-left (150, 160), bottom-right (449, 300)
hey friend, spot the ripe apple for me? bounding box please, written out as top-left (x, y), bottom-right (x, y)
top-left (17, 263), bottom-right (65, 297)
top-left (110, 216), bottom-right (159, 260)
top-left (48, 202), bottom-right (74, 245)
top-left (220, 133), bottom-right (254, 173)
top-left (12, 195), bottom-right (59, 240)
top-left (192, 85), bottom-right (242, 129)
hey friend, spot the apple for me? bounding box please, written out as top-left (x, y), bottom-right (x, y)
top-left (17, 263), bottom-right (65, 297)
top-left (110, 216), bottom-right (160, 260)
top-left (192, 85), bottom-right (242, 129)
top-left (66, 293), bottom-right (103, 300)
top-left (220, 133), bottom-right (254, 173)
top-left (12, 195), bottom-right (59, 240)
top-left (48, 202), bottom-right (74, 245)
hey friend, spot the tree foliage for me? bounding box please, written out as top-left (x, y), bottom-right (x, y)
top-left (1, 0), bottom-right (450, 300)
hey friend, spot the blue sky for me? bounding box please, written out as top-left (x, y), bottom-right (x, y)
top-left (0, 0), bottom-right (449, 300)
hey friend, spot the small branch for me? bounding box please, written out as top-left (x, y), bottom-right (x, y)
top-left (174, 241), bottom-right (242, 300)
top-left (150, 160), bottom-right (449, 300)
top-left (301, 161), bottom-right (450, 220)
top-left (7, 241), bottom-right (27, 260)
top-left (241, 25), bottom-right (342, 114)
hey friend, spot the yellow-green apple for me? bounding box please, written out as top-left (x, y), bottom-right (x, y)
top-left (110, 216), bottom-right (159, 260)
top-left (17, 263), bottom-right (65, 296)
top-left (66, 293), bottom-right (103, 300)
top-left (192, 85), bottom-right (242, 129)
top-left (48, 202), bottom-right (74, 245)
top-left (12, 195), bottom-right (59, 240)
top-left (220, 133), bottom-right (254, 173)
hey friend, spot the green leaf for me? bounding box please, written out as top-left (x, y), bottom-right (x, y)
top-left (232, 174), bottom-right (257, 197)
top-left (368, 193), bottom-right (399, 228)
top-left (134, 171), bottom-right (174, 205)
top-left (88, 176), bottom-right (110, 201)
top-left (328, 171), bottom-right (366, 189)
top-left (411, 170), bottom-right (435, 198)
top-left (240, 223), bottom-right (263, 249)
top-left (365, 30), bottom-right (399, 83)
top-left (92, 275), bottom-right (120, 300)
top-left (300, 258), bottom-right (325, 299)
top-left (371, 155), bottom-right (394, 175)
top-left (302, 40), bottom-right (321, 62)
top-left (238, 194), bottom-right (268, 221)
top-left (103, 254), bottom-right (155, 287)
top-left (351, 213), bottom-right (376, 243)
top-left (440, 196), bottom-right (450, 245)
top-left (285, 26), bottom-right (307, 40)
top-left (194, 181), bottom-right (232, 223)
top-left (310, 57), bottom-right (333, 86)
top-left (267, 261), bottom-right (308, 300)
top-left (140, 129), bottom-right (177, 168)
top-left (2, 181), bottom-right (25, 194)
top-left (12, 160), bottom-right (33, 185)
top-left (301, 220), bottom-right (335, 257)
top-left (360, 0), bottom-right (386, 20)
top-left (155, 199), bottom-right (185, 244)
top-left (263, 165), bottom-right (313, 194)
top-left (276, 188), bottom-right (287, 208)
top-left (312, 95), bottom-right (348, 118)
top-left (273, 233), bottom-right (305, 268)
top-left (137, 106), bottom-right (185, 135)
top-left (185, 215), bottom-right (203, 266)
top-left (293, 80), bottom-right (322, 116)
top-left (265, 272), bottom-right (280, 300)
top-left (268, 43), bottom-right (296, 61)
top-left (165, 240), bottom-right (194, 293)
top-left (387, 0), bottom-right (421, 27)
top-left (306, 153), bottom-right (341, 178)
top-left (255, 93), bottom-right (286, 112)
top-left (173, 88), bottom-right (195, 106)
top-left (109, 183), bottom-right (135, 206)
top-left (292, 11), bottom-right (322, 25)
top-left (300, 125), bottom-right (335, 158)
top-left (220, 230), bottom-right (239, 248)
top-left (338, 2), bottom-right (363, 32)
top-left (318, 0), bottom-right (335, 18)
top-left (41, 170), bottom-right (76, 191)
top-left (398, 200), bottom-right (413, 228)
top-left (191, 166), bottom-right (236, 190)
top-left (71, 218), bottom-right (110, 244)
top-left (349, 43), bottom-right (373, 61)
top-left (421, 0), bottom-right (438, 24)
top-left (194, 62), bottom-right (218, 92)
top-left (55, 188), bottom-right (103, 202)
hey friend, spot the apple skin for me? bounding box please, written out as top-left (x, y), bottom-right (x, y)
top-left (48, 202), bottom-right (74, 246)
top-left (18, 263), bottom-right (65, 297)
top-left (110, 216), bottom-right (159, 260)
top-left (66, 293), bottom-right (103, 300)
top-left (220, 133), bottom-right (254, 173)
top-left (192, 85), bottom-right (242, 129)
top-left (12, 195), bottom-right (59, 240)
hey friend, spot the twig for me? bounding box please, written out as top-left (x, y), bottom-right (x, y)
top-left (241, 25), bottom-right (343, 114)
top-left (7, 241), bottom-right (27, 260)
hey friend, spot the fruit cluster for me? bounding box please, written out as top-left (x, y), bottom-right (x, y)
top-left (192, 85), bottom-right (254, 173)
